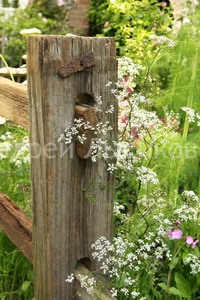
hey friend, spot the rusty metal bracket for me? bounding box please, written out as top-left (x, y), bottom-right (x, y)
top-left (57, 52), bottom-right (95, 78)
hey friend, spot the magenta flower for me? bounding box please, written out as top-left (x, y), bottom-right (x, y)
top-left (167, 229), bottom-right (183, 240)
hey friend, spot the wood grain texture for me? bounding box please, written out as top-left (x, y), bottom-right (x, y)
top-left (27, 35), bottom-right (117, 299)
top-left (0, 192), bottom-right (33, 263)
top-left (0, 77), bottom-right (28, 129)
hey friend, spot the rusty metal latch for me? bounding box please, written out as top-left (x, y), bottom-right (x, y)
top-left (57, 52), bottom-right (95, 78)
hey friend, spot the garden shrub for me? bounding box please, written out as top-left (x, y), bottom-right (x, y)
top-left (88, 0), bottom-right (172, 63)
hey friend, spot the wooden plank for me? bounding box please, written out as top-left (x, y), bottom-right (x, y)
top-left (0, 77), bottom-right (28, 129)
top-left (0, 67), bottom-right (27, 76)
top-left (27, 35), bottom-right (117, 299)
top-left (0, 192), bottom-right (33, 263)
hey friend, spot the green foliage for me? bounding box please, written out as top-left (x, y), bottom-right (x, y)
top-left (0, 121), bottom-right (31, 212)
top-left (0, 233), bottom-right (34, 299)
top-left (88, 0), bottom-right (172, 62)
top-left (0, 120), bottom-right (33, 298)
top-left (0, 6), bottom-right (68, 67)
top-left (157, 6), bottom-right (200, 124)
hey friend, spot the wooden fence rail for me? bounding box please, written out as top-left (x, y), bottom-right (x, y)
top-left (0, 76), bottom-right (28, 128)
top-left (0, 35), bottom-right (117, 299)
top-left (0, 192), bottom-right (33, 263)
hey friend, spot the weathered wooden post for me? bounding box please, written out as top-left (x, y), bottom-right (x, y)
top-left (27, 35), bottom-right (117, 299)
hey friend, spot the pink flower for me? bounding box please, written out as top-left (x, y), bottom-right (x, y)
top-left (121, 114), bottom-right (128, 124)
top-left (167, 229), bottom-right (183, 240)
top-left (186, 236), bottom-right (199, 248)
top-left (186, 236), bottom-right (194, 245)
top-left (161, 2), bottom-right (167, 7)
top-left (131, 127), bottom-right (139, 139)
top-left (104, 21), bottom-right (109, 28)
top-left (174, 220), bottom-right (181, 226)
top-left (191, 240), bottom-right (199, 249)
top-left (125, 76), bottom-right (130, 82)
top-left (126, 87), bottom-right (133, 94)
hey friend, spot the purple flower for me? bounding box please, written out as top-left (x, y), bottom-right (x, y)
top-left (167, 229), bottom-right (183, 240)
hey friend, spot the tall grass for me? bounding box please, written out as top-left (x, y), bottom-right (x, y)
top-left (154, 7), bottom-right (200, 201)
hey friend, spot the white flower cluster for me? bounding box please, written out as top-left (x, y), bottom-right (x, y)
top-left (65, 273), bottom-right (97, 296)
top-left (117, 56), bottom-right (144, 82)
top-left (174, 204), bottom-right (198, 221)
top-left (181, 106), bottom-right (200, 126)
top-left (0, 131), bottom-right (13, 160)
top-left (185, 254), bottom-right (200, 275)
top-left (59, 118), bottom-right (95, 145)
top-left (113, 202), bottom-right (126, 215)
top-left (149, 35), bottom-right (176, 47)
top-left (91, 234), bottom-right (171, 298)
top-left (136, 166), bottom-right (159, 185)
top-left (182, 190), bottom-right (199, 202)
top-left (181, 107), bottom-right (195, 122)
top-left (0, 130), bottom-right (30, 167)
top-left (91, 236), bottom-right (114, 262)
top-left (12, 136), bottom-right (30, 166)
top-left (78, 275), bottom-right (96, 296)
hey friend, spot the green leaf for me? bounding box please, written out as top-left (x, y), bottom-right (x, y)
top-left (169, 257), bottom-right (179, 270)
top-left (157, 283), bottom-right (168, 292)
top-left (182, 250), bottom-right (190, 265)
top-left (21, 281), bottom-right (31, 291)
top-left (175, 272), bottom-right (192, 298)
top-left (168, 287), bottom-right (181, 296)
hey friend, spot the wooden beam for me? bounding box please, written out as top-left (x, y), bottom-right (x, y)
top-left (0, 77), bottom-right (28, 129)
top-left (0, 192), bottom-right (33, 263)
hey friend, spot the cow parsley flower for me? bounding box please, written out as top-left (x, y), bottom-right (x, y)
top-left (136, 166), bottom-right (159, 185)
top-left (149, 35), bottom-right (176, 47)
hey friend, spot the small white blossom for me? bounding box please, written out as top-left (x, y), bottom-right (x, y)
top-left (65, 274), bottom-right (74, 283)
top-left (181, 107), bottom-right (196, 122)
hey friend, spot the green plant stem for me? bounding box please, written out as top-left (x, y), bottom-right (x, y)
top-left (0, 54), bottom-right (14, 82)
top-left (165, 242), bottom-right (185, 300)
top-left (182, 41), bottom-right (199, 141)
